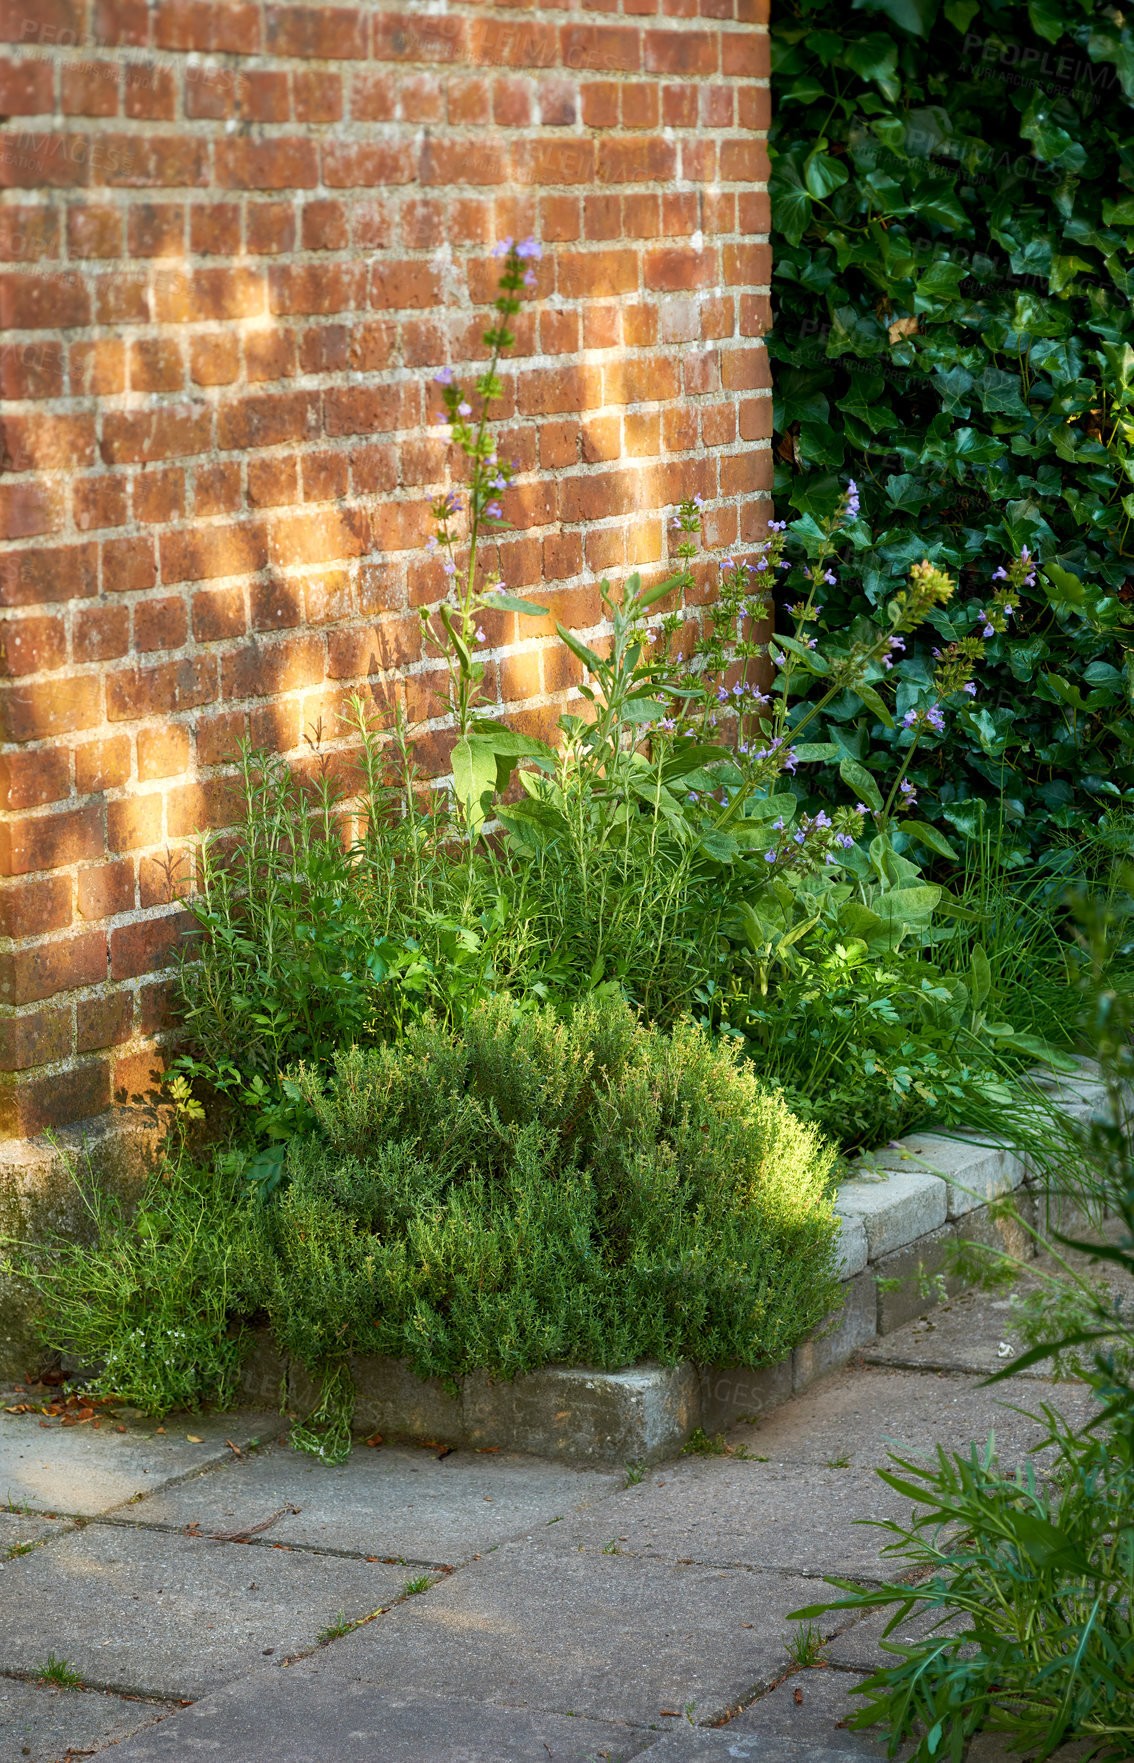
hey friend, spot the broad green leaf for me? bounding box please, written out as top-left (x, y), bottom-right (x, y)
top-left (854, 682), bottom-right (896, 729)
top-left (479, 592), bottom-right (549, 618)
top-left (970, 943), bottom-right (991, 1007)
top-left (556, 622), bottom-right (603, 673)
top-left (904, 819), bottom-right (959, 859)
top-left (839, 755), bottom-right (883, 810)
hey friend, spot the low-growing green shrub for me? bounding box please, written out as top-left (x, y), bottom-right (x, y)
top-left (249, 993), bottom-right (842, 1398)
top-left (16, 1156), bottom-right (262, 1418)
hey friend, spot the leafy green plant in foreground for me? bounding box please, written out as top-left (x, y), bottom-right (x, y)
top-left (790, 889), bottom-right (1134, 1761)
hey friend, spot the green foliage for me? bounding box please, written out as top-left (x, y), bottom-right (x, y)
top-left (246, 993), bottom-right (842, 1392)
top-left (791, 885), bottom-right (1134, 1761)
top-left (770, 0), bottom-right (1134, 845)
top-left (793, 1424), bottom-right (1134, 1761)
top-left (37, 1655), bottom-right (82, 1689)
top-left (12, 1156), bottom-right (261, 1418)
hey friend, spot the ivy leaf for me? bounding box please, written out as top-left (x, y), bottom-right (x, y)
top-left (844, 33), bottom-right (900, 92)
top-left (804, 148), bottom-right (849, 200)
top-left (771, 154), bottom-right (814, 247)
top-left (1027, 0), bottom-right (1066, 43)
top-left (852, 0), bottom-right (939, 35)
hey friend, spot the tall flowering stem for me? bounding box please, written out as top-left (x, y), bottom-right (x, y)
top-left (422, 237), bottom-right (542, 742)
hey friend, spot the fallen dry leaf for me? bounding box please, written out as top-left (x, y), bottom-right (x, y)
top-left (365, 1432), bottom-right (383, 1448)
top-left (794, 1687), bottom-right (804, 1705)
top-left (888, 314), bottom-right (918, 344)
top-left (186, 1435), bottom-right (204, 1443)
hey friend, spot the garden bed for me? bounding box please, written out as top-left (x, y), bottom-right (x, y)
top-left (222, 1059), bottom-right (1113, 1465)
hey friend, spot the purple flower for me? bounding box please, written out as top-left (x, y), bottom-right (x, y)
top-left (844, 479), bottom-right (860, 519)
top-left (443, 560), bottom-right (457, 578)
top-left (837, 833), bottom-right (855, 849)
top-left (963, 681), bottom-right (977, 696)
top-left (772, 817), bottom-right (785, 830)
top-left (855, 803), bottom-right (869, 815)
top-left (899, 778), bottom-right (916, 795)
top-left (823, 570), bottom-right (836, 586)
top-left (926, 706), bottom-right (945, 733)
top-left (484, 500), bottom-right (503, 519)
top-left (523, 270), bottom-right (536, 289)
top-left (768, 519), bottom-right (787, 533)
top-left (491, 237), bottom-right (514, 258)
top-left (717, 685), bottom-right (730, 704)
top-left (764, 848), bottom-right (778, 864)
top-left (692, 493), bottom-right (705, 509)
top-left (433, 366), bottom-right (454, 386)
top-left (783, 748), bottom-right (799, 773)
top-left (793, 829), bottom-right (806, 845)
top-left (476, 626), bottom-right (486, 642)
top-left (457, 401), bottom-right (472, 417)
top-left (815, 810), bottom-right (831, 828)
top-left (516, 236), bottom-right (542, 260)
top-left (659, 717), bottom-right (676, 732)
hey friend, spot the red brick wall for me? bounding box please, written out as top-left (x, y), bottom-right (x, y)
top-left (0, 0), bottom-right (771, 1140)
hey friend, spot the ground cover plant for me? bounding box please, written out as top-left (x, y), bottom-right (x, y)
top-left (770, 0), bottom-right (1134, 851)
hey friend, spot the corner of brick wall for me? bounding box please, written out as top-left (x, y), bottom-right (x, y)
top-left (0, 0), bottom-right (771, 1140)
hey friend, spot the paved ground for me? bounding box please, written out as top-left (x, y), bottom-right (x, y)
top-left (0, 1271), bottom-right (1104, 1763)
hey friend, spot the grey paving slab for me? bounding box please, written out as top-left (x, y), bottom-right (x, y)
top-left (0, 1521), bottom-right (408, 1700)
top-left (527, 1459), bottom-right (911, 1579)
top-left (866, 1237), bottom-right (1134, 1380)
top-left (102, 1665), bottom-right (653, 1762)
top-left (0, 1406), bottom-right (279, 1517)
top-left (135, 1438), bottom-right (620, 1564)
top-left (722, 1366), bottom-right (1099, 1472)
top-left (0, 1676), bottom-right (176, 1763)
top-left (725, 1668), bottom-right (887, 1757)
top-left (0, 1508), bottom-right (72, 1560)
top-left (637, 1735), bottom-right (866, 1761)
top-left (321, 1537), bottom-right (830, 1728)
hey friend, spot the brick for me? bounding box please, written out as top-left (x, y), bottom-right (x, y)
top-left (561, 22), bottom-right (640, 72)
top-left (160, 522), bottom-right (268, 584)
top-left (295, 69), bottom-right (343, 122)
top-left (191, 587), bottom-right (246, 645)
top-left (101, 533), bottom-right (156, 592)
top-left (246, 201), bottom-right (295, 254)
top-left (302, 199), bottom-right (349, 252)
top-left (0, 747), bottom-right (69, 810)
top-left (0, 876), bottom-right (72, 940)
top-left (325, 620), bottom-right (421, 680)
top-left (251, 576), bottom-right (303, 631)
top-left (110, 910), bottom-right (193, 979)
top-left (134, 594), bottom-right (187, 652)
top-left (323, 141), bottom-right (415, 188)
top-left (76, 992), bottom-right (133, 1053)
top-left (216, 138), bottom-right (319, 191)
top-left (137, 979), bottom-right (176, 1035)
top-left (75, 733), bottom-right (131, 793)
top-left (0, 929), bottom-right (106, 1006)
top-left (0, 675), bottom-right (101, 740)
top-left (371, 11), bottom-right (466, 63)
top-left (268, 262), bottom-right (364, 315)
top-left (107, 791), bottom-right (163, 851)
top-left (74, 602), bottom-right (129, 663)
top-left (645, 28), bottom-right (717, 73)
top-left (129, 336), bottom-right (184, 392)
top-left (0, 1061), bottom-right (114, 1138)
top-left (220, 635), bottom-right (324, 700)
top-left (469, 17), bottom-right (557, 67)
top-left (247, 455), bottom-right (298, 508)
top-left (1, 338), bottom-right (65, 400)
top-left (100, 406), bottom-right (211, 465)
top-left (597, 138), bottom-right (676, 183)
top-left (69, 337), bottom-right (125, 395)
top-left (721, 28), bottom-right (770, 76)
top-left (0, 613), bottom-right (66, 676)
top-left (0, 57), bottom-right (52, 112)
top-left (268, 504), bottom-right (368, 568)
top-left (604, 356), bottom-right (679, 404)
top-left (66, 201), bottom-right (121, 256)
top-left (557, 248), bottom-right (639, 299)
top-left (739, 396), bottom-right (773, 441)
top-left (0, 1007), bottom-right (72, 1074)
top-left (515, 139), bottom-right (594, 186)
top-left (165, 775), bottom-right (243, 837)
top-left (189, 202), bottom-right (240, 255)
top-left (124, 64), bottom-right (176, 120)
top-left (217, 390), bottom-right (319, 452)
top-left (265, 3), bottom-right (366, 57)
top-left (154, 1), bottom-right (260, 53)
top-left (720, 139), bottom-right (769, 183)
top-left (132, 466), bottom-right (185, 524)
top-left (0, 267), bottom-right (90, 327)
top-left (720, 344), bottom-right (771, 391)
top-left (77, 858), bottom-right (134, 921)
top-left (106, 654), bottom-right (217, 720)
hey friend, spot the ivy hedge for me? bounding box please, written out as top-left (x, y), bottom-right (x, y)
top-left (770, 0), bottom-right (1134, 851)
